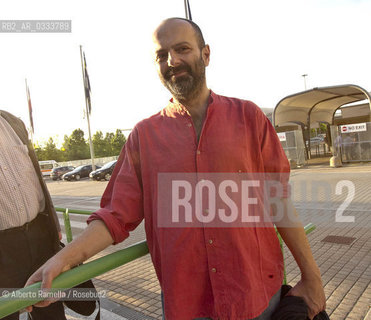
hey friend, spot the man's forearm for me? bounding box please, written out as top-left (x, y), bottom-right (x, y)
top-left (276, 225), bottom-right (321, 280)
top-left (275, 198), bottom-right (321, 279)
top-left (274, 199), bottom-right (326, 318)
top-left (57, 220), bottom-right (114, 269)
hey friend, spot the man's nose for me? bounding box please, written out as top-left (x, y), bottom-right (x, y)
top-left (167, 51), bottom-right (181, 67)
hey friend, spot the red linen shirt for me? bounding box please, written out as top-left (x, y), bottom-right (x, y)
top-left (88, 92), bottom-right (290, 320)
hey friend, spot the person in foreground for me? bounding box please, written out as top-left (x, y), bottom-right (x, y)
top-left (26, 18), bottom-right (326, 319)
top-left (0, 110), bottom-right (66, 320)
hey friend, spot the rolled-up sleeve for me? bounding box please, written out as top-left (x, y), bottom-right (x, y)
top-left (87, 128), bottom-right (144, 244)
top-left (256, 107), bottom-right (291, 198)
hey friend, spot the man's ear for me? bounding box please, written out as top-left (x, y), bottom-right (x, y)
top-left (202, 44), bottom-right (210, 66)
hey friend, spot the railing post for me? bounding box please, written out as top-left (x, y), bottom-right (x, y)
top-left (62, 208), bottom-right (73, 243)
top-left (277, 234), bottom-right (287, 285)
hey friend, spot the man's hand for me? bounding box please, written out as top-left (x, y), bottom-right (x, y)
top-left (24, 255), bottom-right (70, 312)
top-left (24, 220), bottom-right (113, 312)
top-left (288, 277), bottom-right (326, 319)
top-left (275, 198), bottom-right (326, 319)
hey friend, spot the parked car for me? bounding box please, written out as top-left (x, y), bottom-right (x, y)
top-left (50, 166), bottom-right (75, 180)
top-left (62, 164), bottom-right (101, 181)
top-left (89, 160), bottom-right (117, 181)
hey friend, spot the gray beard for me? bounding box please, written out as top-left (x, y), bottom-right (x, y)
top-left (163, 74), bottom-right (204, 103)
top-left (160, 57), bottom-right (206, 103)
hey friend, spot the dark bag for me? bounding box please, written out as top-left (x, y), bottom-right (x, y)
top-left (271, 285), bottom-right (330, 320)
top-left (63, 280), bottom-right (99, 317)
top-left (59, 242), bottom-right (100, 319)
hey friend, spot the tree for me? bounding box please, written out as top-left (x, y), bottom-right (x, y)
top-left (44, 137), bottom-right (64, 161)
top-left (93, 131), bottom-right (107, 158)
top-left (34, 145), bottom-right (46, 161)
top-left (112, 129), bottom-right (126, 155)
top-left (104, 132), bottom-right (115, 156)
top-left (33, 128), bottom-right (126, 162)
top-left (63, 129), bottom-right (90, 160)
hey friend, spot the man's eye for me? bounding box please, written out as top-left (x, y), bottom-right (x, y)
top-left (177, 47), bottom-right (189, 52)
top-left (157, 53), bottom-right (167, 62)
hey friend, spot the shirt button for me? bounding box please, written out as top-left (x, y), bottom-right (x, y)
top-left (187, 123), bottom-right (192, 127)
top-left (208, 239), bottom-right (213, 244)
top-left (211, 268), bottom-right (217, 273)
top-left (238, 170), bottom-right (242, 173)
top-left (196, 150), bottom-right (201, 155)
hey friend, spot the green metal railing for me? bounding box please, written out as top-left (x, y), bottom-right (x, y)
top-left (55, 207), bottom-right (94, 243)
top-left (55, 207), bottom-right (93, 215)
top-left (0, 206), bottom-right (316, 318)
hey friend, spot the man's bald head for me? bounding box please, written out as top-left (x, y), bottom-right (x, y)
top-left (152, 18), bottom-right (210, 103)
top-left (154, 18), bottom-right (205, 50)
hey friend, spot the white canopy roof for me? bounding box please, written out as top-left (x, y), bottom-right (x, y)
top-left (273, 84), bottom-right (371, 128)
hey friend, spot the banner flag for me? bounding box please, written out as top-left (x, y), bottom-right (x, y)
top-left (25, 79), bottom-right (34, 133)
top-left (82, 51), bottom-right (92, 115)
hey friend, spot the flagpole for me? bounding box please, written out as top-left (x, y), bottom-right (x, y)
top-left (184, 0), bottom-right (192, 20)
top-left (25, 78), bottom-right (34, 144)
top-left (79, 45), bottom-right (96, 171)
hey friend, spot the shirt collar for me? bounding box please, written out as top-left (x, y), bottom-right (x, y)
top-left (167, 90), bottom-right (216, 115)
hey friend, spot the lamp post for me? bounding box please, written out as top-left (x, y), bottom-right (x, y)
top-left (302, 74), bottom-right (308, 90)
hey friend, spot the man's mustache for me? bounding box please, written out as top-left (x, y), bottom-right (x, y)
top-left (165, 64), bottom-right (192, 80)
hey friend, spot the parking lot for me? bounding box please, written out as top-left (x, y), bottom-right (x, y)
top-left (46, 177), bottom-right (108, 197)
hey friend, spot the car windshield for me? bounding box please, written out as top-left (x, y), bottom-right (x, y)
top-left (101, 161), bottom-right (116, 169)
top-left (72, 165), bottom-right (85, 172)
top-left (40, 164), bottom-right (53, 170)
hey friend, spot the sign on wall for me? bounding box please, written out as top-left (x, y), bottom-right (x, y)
top-left (277, 132), bottom-right (287, 141)
top-left (340, 123), bottom-right (367, 133)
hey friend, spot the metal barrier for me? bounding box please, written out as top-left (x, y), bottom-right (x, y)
top-left (55, 207), bottom-right (92, 243)
top-left (278, 130), bottom-right (307, 167)
top-left (0, 205), bottom-right (316, 318)
top-left (55, 207), bottom-right (93, 215)
top-left (331, 122), bottom-right (371, 162)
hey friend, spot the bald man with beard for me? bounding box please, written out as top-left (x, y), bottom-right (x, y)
top-left (26, 18), bottom-right (325, 320)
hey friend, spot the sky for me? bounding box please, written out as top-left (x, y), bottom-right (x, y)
top-left (1, 0), bottom-right (370, 147)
